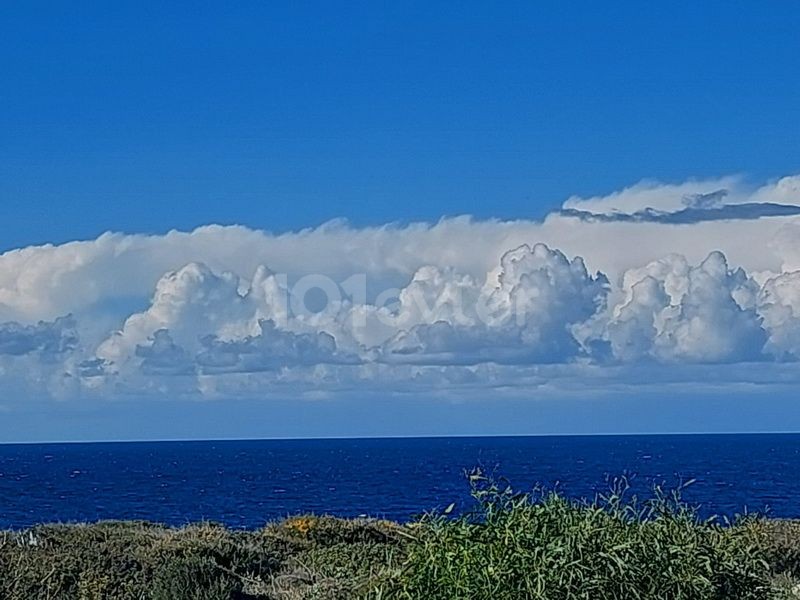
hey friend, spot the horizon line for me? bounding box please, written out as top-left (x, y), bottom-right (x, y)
top-left (3, 430), bottom-right (800, 446)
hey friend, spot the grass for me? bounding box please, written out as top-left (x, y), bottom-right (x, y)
top-left (2, 473), bottom-right (800, 599)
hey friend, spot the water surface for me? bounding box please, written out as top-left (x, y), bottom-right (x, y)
top-left (1, 434), bottom-right (798, 529)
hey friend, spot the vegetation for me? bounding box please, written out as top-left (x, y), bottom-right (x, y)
top-left (2, 474), bottom-right (800, 599)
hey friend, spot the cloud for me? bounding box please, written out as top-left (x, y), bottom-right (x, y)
top-left (132, 322), bottom-right (352, 378)
top-left (585, 252), bottom-right (766, 363)
top-left (683, 189), bottom-right (729, 210)
top-left (196, 320), bottom-right (356, 373)
top-left (94, 244), bottom-right (609, 372)
top-left (379, 244), bottom-right (608, 365)
top-left (0, 315), bottom-right (77, 358)
top-left (96, 261), bottom-right (355, 378)
top-left (1, 173), bottom-right (800, 403)
top-left (0, 315), bottom-right (81, 402)
top-left (758, 271), bottom-right (800, 360)
top-left (96, 262), bottom-right (289, 366)
top-left (559, 175), bottom-right (800, 225)
top-left (559, 202), bottom-right (800, 225)
top-left (135, 329), bottom-right (194, 376)
top-left (562, 175), bottom-right (800, 215)
top-left (1, 175), bottom-right (798, 330)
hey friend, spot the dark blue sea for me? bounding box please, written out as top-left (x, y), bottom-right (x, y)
top-left (1, 434), bottom-right (799, 529)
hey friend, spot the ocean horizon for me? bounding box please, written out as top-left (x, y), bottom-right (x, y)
top-left (2, 432), bottom-right (799, 530)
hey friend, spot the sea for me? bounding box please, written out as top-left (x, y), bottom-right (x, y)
top-left (1, 433), bottom-right (799, 529)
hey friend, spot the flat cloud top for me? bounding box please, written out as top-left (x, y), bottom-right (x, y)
top-left (3, 173), bottom-right (800, 404)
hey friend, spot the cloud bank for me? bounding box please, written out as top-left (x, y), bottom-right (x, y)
top-left (3, 174), bottom-right (800, 403)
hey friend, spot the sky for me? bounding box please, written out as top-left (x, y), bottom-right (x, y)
top-left (2, 2), bottom-right (800, 441)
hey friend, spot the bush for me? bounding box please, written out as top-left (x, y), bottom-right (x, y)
top-left (387, 474), bottom-right (773, 599)
top-left (0, 521), bottom-right (289, 600)
top-left (150, 555), bottom-right (241, 600)
top-left (0, 517), bottom-right (402, 600)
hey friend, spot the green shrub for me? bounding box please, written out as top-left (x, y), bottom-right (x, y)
top-left (387, 474), bottom-right (773, 600)
top-left (748, 519), bottom-right (800, 579)
top-left (150, 555), bottom-right (241, 600)
top-left (0, 521), bottom-right (290, 600)
top-left (0, 518), bottom-right (401, 600)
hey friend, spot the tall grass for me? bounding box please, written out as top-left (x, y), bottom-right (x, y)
top-left (386, 472), bottom-right (773, 599)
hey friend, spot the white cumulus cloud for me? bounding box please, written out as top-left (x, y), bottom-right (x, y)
top-left (1, 173), bottom-right (800, 403)
top-left (587, 252), bottom-right (766, 363)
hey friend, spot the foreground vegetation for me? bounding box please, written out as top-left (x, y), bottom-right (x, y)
top-left (3, 474), bottom-right (800, 599)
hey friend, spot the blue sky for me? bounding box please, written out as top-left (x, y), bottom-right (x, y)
top-left (2, 1), bottom-right (799, 250)
top-left (2, 3), bottom-right (800, 441)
